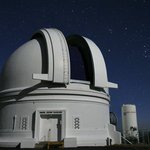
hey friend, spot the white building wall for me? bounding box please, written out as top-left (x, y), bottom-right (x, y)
top-left (0, 92), bottom-right (117, 147)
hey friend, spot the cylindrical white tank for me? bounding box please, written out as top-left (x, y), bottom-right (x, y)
top-left (122, 104), bottom-right (139, 142)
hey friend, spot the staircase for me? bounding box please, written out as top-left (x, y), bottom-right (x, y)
top-left (35, 141), bottom-right (64, 149)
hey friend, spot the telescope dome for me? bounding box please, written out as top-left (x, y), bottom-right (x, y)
top-left (0, 28), bottom-right (121, 148)
top-left (0, 39), bottom-right (42, 91)
top-left (0, 28), bottom-right (117, 93)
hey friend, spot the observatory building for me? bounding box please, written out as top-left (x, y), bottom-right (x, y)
top-left (0, 28), bottom-right (121, 148)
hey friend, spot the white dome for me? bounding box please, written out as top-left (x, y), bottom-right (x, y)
top-left (0, 39), bottom-right (42, 91)
top-left (0, 28), bottom-right (117, 93)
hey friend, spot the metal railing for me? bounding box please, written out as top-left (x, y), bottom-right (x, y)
top-left (121, 135), bottom-right (133, 144)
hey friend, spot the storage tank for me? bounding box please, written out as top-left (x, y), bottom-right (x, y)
top-left (122, 104), bottom-right (139, 143)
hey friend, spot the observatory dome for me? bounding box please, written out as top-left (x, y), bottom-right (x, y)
top-left (0, 28), bottom-right (117, 93)
top-left (0, 28), bottom-right (121, 148)
top-left (0, 39), bottom-right (43, 91)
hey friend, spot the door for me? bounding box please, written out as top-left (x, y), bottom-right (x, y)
top-left (39, 113), bottom-right (62, 142)
top-left (48, 118), bottom-right (58, 141)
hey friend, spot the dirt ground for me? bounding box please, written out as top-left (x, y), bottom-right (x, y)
top-left (0, 144), bottom-right (150, 150)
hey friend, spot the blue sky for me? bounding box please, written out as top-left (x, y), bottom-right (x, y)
top-left (0, 0), bottom-right (150, 130)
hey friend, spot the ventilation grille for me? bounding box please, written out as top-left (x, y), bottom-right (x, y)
top-left (73, 117), bottom-right (80, 129)
top-left (19, 116), bottom-right (29, 130)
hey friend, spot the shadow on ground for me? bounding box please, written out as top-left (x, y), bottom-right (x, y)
top-left (1, 144), bottom-right (150, 150)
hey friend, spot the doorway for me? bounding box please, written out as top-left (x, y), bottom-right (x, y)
top-left (36, 111), bottom-right (65, 142)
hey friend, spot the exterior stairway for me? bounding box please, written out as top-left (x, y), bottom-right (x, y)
top-left (35, 141), bottom-right (64, 149)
